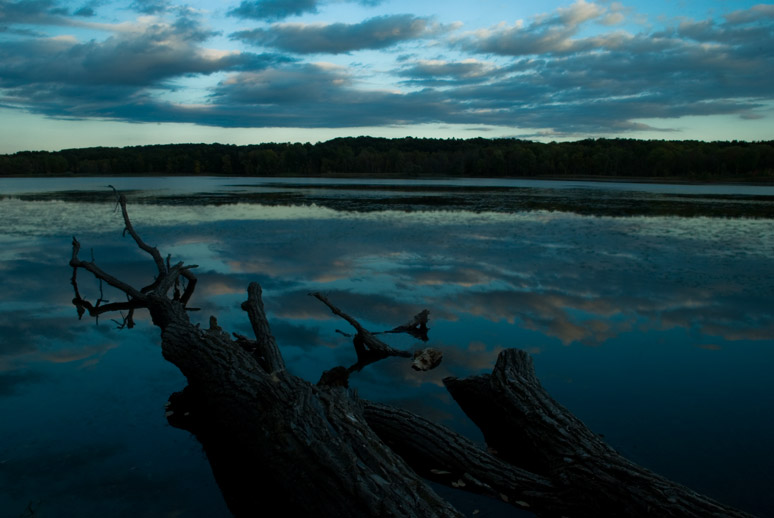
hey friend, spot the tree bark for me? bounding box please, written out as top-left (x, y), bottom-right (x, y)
top-left (444, 349), bottom-right (752, 517)
top-left (152, 295), bottom-right (463, 518)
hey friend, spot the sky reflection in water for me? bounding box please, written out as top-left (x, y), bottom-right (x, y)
top-left (1, 178), bottom-right (773, 517)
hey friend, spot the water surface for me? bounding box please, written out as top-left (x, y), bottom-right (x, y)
top-left (1, 177), bottom-right (773, 517)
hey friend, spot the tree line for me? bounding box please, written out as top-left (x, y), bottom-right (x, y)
top-left (2, 137), bottom-right (773, 180)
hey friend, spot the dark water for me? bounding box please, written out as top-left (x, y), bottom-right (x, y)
top-left (1, 177), bottom-right (773, 517)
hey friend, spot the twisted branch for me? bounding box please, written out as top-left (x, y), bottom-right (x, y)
top-left (69, 191), bottom-right (198, 327)
top-left (311, 292), bottom-right (439, 387)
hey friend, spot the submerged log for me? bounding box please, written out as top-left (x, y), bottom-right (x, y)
top-left (160, 311), bottom-right (459, 518)
top-left (69, 194), bottom-right (756, 518)
top-left (445, 350), bottom-right (752, 517)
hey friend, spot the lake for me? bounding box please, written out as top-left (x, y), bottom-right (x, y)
top-left (1, 177), bottom-right (773, 517)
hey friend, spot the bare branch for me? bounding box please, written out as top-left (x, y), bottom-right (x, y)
top-left (179, 270), bottom-right (197, 306)
top-left (116, 193), bottom-right (166, 276)
top-left (379, 309), bottom-right (430, 341)
top-left (110, 308), bottom-right (137, 329)
top-left (70, 237), bottom-right (145, 301)
top-left (74, 298), bottom-right (145, 317)
top-left (311, 292), bottom-right (439, 387)
top-left (311, 292), bottom-right (369, 335)
top-left (311, 292), bottom-right (412, 362)
top-left (336, 309), bottom-right (430, 341)
top-left (69, 192), bottom-right (199, 329)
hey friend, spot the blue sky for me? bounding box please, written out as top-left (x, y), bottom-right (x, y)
top-left (0, 0), bottom-right (772, 153)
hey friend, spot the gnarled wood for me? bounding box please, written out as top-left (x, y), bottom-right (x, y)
top-left (159, 309), bottom-right (461, 518)
top-left (444, 349), bottom-right (754, 517)
top-left (239, 282), bottom-right (285, 373)
top-left (362, 400), bottom-right (570, 516)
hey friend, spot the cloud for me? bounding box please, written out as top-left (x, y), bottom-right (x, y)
top-left (724, 4), bottom-right (774, 25)
top-left (459, 0), bottom-right (610, 56)
top-left (232, 15), bottom-right (443, 54)
top-left (129, 0), bottom-right (171, 14)
top-left (0, 0), bottom-right (63, 24)
top-left (0, 17), bottom-right (236, 87)
top-left (397, 58), bottom-right (500, 87)
top-left (1, 0), bottom-right (772, 137)
top-left (549, 0), bottom-right (605, 27)
top-left (73, 5), bottom-right (95, 16)
top-left (459, 0), bottom-right (773, 74)
top-left (202, 62), bottom-right (452, 127)
top-left (0, 12), bottom-right (273, 120)
top-left (229, 0), bottom-right (319, 21)
top-left (0, 370), bottom-right (44, 396)
top-left (434, 2), bottom-right (774, 134)
top-left (0, 0), bottom-right (122, 24)
top-left (430, 288), bottom-right (628, 346)
top-left (214, 62), bottom-right (353, 104)
top-left (228, 0), bottom-right (391, 21)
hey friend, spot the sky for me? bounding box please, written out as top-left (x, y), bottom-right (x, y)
top-left (0, 0), bottom-right (772, 153)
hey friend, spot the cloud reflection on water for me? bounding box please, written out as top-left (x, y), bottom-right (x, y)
top-left (1, 180), bottom-right (773, 516)
top-left (2, 191), bottom-right (772, 392)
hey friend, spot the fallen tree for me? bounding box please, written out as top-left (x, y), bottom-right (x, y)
top-left (69, 194), bottom-right (756, 517)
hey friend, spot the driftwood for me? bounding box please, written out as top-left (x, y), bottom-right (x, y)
top-left (69, 195), bottom-right (755, 517)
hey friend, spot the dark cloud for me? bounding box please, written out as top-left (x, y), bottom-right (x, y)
top-left (229, 0), bottom-right (318, 21)
top-left (0, 0), bottom-right (62, 23)
top-left (129, 0), bottom-right (170, 14)
top-left (0, 19), bottom-right (232, 88)
top-left (0, 12), bottom-right (266, 121)
top-left (0, 1), bottom-right (304, 123)
top-left (227, 0), bottom-right (388, 21)
top-left (0, 24), bottom-right (45, 36)
top-left (213, 63), bottom-right (353, 104)
top-left (397, 59), bottom-right (500, 87)
top-left (435, 3), bottom-right (774, 134)
top-left (0, 312), bottom-right (79, 360)
top-left (1, 0), bottom-right (101, 23)
top-left (200, 63), bottom-right (452, 127)
top-left (201, 52), bottom-right (758, 133)
top-left (0, 370), bottom-right (44, 396)
top-left (400, 59), bottom-right (493, 80)
top-left (73, 5), bottom-right (94, 16)
top-left (724, 4), bottom-right (774, 25)
top-left (232, 14), bottom-right (441, 54)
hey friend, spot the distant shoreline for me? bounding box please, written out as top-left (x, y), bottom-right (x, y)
top-left (2, 137), bottom-right (773, 183)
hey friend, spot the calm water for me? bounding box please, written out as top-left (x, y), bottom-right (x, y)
top-left (1, 177), bottom-right (773, 517)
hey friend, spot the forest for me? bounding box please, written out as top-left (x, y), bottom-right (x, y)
top-left (2, 137), bottom-right (774, 181)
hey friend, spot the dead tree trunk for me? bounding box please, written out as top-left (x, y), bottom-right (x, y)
top-left (159, 306), bottom-right (459, 518)
top-left (444, 350), bottom-right (751, 517)
top-left (69, 195), bottom-right (756, 518)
